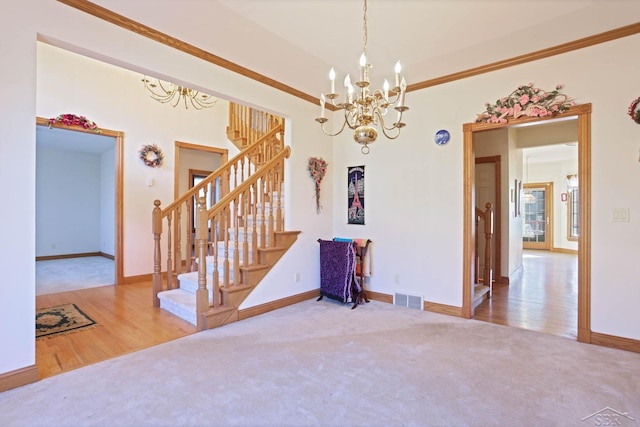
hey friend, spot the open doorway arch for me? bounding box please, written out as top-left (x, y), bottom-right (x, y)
top-left (36, 117), bottom-right (124, 285)
top-left (462, 104), bottom-right (591, 343)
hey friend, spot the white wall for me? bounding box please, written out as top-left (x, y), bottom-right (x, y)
top-left (333, 34), bottom-right (640, 339)
top-left (1, 1), bottom-right (639, 377)
top-left (36, 147), bottom-right (101, 256)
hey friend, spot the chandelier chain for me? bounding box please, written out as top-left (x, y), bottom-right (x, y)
top-left (362, 0), bottom-right (368, 55)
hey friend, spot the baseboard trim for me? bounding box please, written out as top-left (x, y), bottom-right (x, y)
top-left (591, 331), bottom-right (640, 354)
top-left (123, 273), bottom-right (157, 284)
top-left (424, 301), bottom-right (464, 317)
top-left (551, 247), bottom-right (578, 255)
top-left (0, 365), bottom-right (39, 393)
top-left (367, 290), bottom-right (393, 304)
top-left (99, 252), bottom-right (115, 260)
top-left (509, 264), bottom-right (524, 284)
top-left (36, 252), bottom-right (101, 261)
top-left (238, 289), bottom-right (320, 320)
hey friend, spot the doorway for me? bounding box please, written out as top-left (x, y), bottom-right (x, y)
top-left (462, 104), bottom-right (592, 343)
top-left (36, 117), bottom-right (124, 287)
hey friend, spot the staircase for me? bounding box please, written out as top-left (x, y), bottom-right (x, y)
top-left (474, 202), bottom-right (494, 309)
top-left (152, 104), bottom-right (300, 330)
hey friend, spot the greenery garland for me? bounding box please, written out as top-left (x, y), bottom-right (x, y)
top-left (139, 144), bottom-right (164, 168)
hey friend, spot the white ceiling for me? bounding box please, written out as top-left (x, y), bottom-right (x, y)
top-left (90, 0), bottom-right (640, 99)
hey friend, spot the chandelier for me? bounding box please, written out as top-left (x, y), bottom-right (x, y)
top-left (142, 76), bottom-right (218, 110)
top-left (315, 0), bottom-right (408, 154)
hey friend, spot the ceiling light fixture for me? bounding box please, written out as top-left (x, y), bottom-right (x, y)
top-left (142, 76), bottom-right (218, 110)
top-left (315, 0), bottom-right (408, 154)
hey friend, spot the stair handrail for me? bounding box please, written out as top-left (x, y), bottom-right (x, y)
top-left (161, 123), bottom-right (284, 217)
top-left (475, 203), bottom-right (494, 297)
top-left (194, 146), bottom-right (291, 329)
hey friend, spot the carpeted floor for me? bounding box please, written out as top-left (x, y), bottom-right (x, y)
top-left (2, 299), bottom-right (639, 426)
top-left (36, 256), bottom-right (114, 295)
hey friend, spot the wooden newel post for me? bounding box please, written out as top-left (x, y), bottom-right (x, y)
top-left (152, 199), bottom-right (162, 307)
top-left (483, 203), bottom-right (494, 298)
top-left (195, 196), bottom-right (209, 330)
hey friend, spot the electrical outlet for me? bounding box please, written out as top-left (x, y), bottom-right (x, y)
top-left (294, 272), bottom-right (301, 283)
top-left (394, 274), bottom-right (400, 284)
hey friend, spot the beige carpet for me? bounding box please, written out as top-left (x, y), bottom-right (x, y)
top-left (36, 256), bottom-right (114, 295)
top-left (2, 299), bottom-right (639, 426)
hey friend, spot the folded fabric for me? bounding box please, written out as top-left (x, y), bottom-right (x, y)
top-left (333, 237), bottom-right (353, 242)
top-left (353, 239), bottom-right (372, 277)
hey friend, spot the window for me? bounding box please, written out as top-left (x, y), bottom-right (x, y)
top-left (567, 174), bottom-right (579, 240)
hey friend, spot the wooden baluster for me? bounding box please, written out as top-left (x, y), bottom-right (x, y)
top-left (242, 189), bottom-right (250, 266)
top-left (195, 196), bottom-right (208, 330)
top-left (275, 166), bottom-right (283, 232)
top-left (175, 206), bottom-right (182, 276)
top-left (251, 183), bottom-right (258, 263)
top-left (223, 207), bottom-right (230, 287)
top-left (152, 200), bottom-right (162, 307)
top-left (483, 203), bottom-right (494, 298)
top-left (232, 197), bottom-right (240, 285)
top-left (186, 199), bottom-right (194, 271)
top-left (260, 177), bottom-right (267, 248)
top-left (166, 213), bottom-right (173, 290)
top-left (475, 208), bottom-right (481, 285)
top-left (267, 170), bottom-right (275, 247)
top-left (211, 213), bottom-right (220, 308)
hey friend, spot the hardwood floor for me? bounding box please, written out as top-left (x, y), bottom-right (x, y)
top-left (474, 250), bottom-right (578, 339)
top-left (36, 281), bottom-right (197, 379)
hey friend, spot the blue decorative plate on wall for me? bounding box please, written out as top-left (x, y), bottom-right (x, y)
top-left (435, 129), bottom-right (450, 145)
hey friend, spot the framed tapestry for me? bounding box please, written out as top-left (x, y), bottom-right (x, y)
top-left (348, 166), bottom-right (365, 225)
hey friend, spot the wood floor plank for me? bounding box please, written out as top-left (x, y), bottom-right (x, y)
top-left (474, 250), bottom-right (578, 339)
top-left (36, 281), bottom-right (196, 379)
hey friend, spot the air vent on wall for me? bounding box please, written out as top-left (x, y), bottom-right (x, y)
top-left (393, 292), bottom-right (423, 310)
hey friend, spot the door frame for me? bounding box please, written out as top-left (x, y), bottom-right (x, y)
top-left (462, 103), bottom-right (591, 343)
top-left (522, 182), bottom-right (553, 250)
top-left (36, 117), bottom-right (125, 285)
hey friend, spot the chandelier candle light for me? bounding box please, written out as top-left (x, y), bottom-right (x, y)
top-left (315, 0), bottom-right (408, 154)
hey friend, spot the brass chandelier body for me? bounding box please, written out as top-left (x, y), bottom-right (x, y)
top-left (315, 0), bottom-right (408, 154)
top-left (142, 77), bottom-right (218, 110)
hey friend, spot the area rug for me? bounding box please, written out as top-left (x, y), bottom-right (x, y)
top-left (36, 303), bottom-right (96, 339)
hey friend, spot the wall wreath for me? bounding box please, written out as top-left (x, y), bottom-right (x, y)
top-left (139, 144), bottom-right (164, 168)
top-left (628, 97), bottom-right (640, 124)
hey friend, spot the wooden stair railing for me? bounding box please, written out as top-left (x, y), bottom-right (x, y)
top-left (193, 146), bottom-right (292, 330)
top-left (152, 123), bottom-right (284, 307)
top-left (227, 102), bottom-right (284, 154)
top-left (475, 202), bottom-right (494, 298)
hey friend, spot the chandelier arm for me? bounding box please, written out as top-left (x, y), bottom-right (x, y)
top-left (318, 119), bottom-right (350, 137)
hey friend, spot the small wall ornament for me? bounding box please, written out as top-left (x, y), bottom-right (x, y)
top-left (308, 157), bottom-right (327, 214)
top-left (48, 113), bottom-right (100, 133)
top-left (628, 97), bottom-right (640, 124)
top-left (476, 83), bottom-right (574, 124)
top-left (139, 144), bottom-right (164, 168)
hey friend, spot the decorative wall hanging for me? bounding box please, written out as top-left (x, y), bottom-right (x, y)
top-left (48, 113), bottom-right (100, 133)
top-left (139, 144), bottom-right (164, 168)
top-left (308, 157), bottom-right (328, 214)
top-left (348, 166), bottom-right (365, 225)
top-left (476, 83), bottom-right (574, 124)
top-left (435, 129), bottom-right (450, 145)
top-left (628, 97), bottom-right (640, 124)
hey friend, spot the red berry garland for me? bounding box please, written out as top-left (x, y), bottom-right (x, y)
top-left (628, 97), bottom-right (640, 124)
